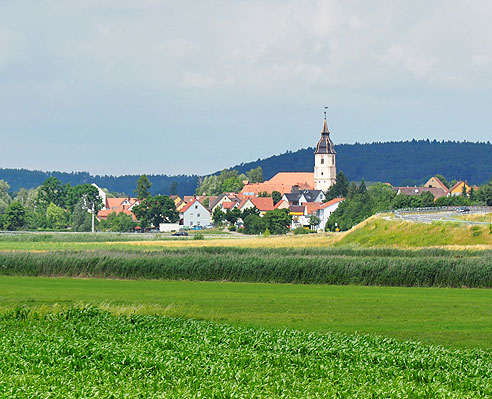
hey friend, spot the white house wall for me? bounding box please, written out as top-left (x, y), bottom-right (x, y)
top-left (182, 202), bottom-right (211, 227)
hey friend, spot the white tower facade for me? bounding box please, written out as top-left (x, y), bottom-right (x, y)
top-left (314, 118), bottom-right (336, 192)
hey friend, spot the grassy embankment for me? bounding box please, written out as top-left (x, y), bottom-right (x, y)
top-left (1, 306), bottom-right (490, 398)
top-left (336, 217), bottom-right (492, 248)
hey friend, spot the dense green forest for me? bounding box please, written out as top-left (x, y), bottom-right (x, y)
top-left (1, 140), bottom-right (491, 195)
top-left (0, 169), bottom-right (198, 197)
top-left (232, 140), bottom-right (492, 186)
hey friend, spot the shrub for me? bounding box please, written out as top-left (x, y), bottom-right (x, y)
top-left (243, 214), bottom-right (265, 235)
top-left (263, 228), bottom-right (271, 237)
top-left (237, 227), bottom-right (245, 234)
top-left (293, 226), bottom-right (309, 235)
top-left (228, 225), bottom-right (236, 232)
top-left (193, 233), bottom-right (204, 240)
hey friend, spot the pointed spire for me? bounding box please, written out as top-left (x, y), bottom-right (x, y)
top-left (322, 106), bottom-right (330, 134)
top-left (322, 119), bottom-right (329, 134)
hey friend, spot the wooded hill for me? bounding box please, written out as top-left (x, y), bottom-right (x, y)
top-left (1, 140), bottom-right (491, 195)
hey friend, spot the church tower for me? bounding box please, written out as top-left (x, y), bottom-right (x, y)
top-left (314, 115), bottom-right (336, 192)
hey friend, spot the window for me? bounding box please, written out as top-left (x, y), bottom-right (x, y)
top-left (321, 158), bottom-right (324, 164)
top-left (195, 205), bottom-right (198, 209)
top-left (197, 214), bottom-right (200, 217)
top-left (190, 221), bottom-right (193, 226)
top-left (197, 221), bottom-right (200, 226)
top-left (321, 172), bottom-right (323, 176)
top-left (332, 158), bottom-right (335, 165)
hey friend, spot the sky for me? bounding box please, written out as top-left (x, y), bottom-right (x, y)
top-left (1, 0), bottom-right (491, 176)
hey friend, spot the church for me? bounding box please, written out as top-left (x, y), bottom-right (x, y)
top-left (241, 116), bottom-right (337, 195)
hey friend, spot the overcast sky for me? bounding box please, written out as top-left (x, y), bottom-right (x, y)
top-left (1, 1), bottom-right (491, 176)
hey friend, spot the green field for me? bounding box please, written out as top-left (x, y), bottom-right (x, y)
top-left (2, 230), bottom-right (491, 397)
top-left (2, 276), bottom-right (492, 349)
top-left (2, 307), bottom-right (491, 398)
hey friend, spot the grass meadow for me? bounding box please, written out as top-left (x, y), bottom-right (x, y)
top-left (2, 276), bottom-right (492, 349)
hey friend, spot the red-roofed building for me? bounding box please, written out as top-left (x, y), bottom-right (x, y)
top-left (424, 177), bottom-right (449, 193)
top-left (179, 199), bottom-right (211, 227)
top-left (97, 197), bottom-right (140, 221)
top-left (238, 197), bottom-right (275, 215)
top-left (315, 198), bottom-right (344, 231)
top-left (241, 172), bottom-right (315, 196)
top-left (273, 199), bottom-right (290, 210)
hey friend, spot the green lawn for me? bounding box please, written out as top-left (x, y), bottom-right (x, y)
top-left (2, 276), bottom-right (492, 350)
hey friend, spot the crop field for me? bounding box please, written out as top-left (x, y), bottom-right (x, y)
top-left (1, 230), bottom-right (491, 397)
top-left (1, 306), bottom-right (491, 398)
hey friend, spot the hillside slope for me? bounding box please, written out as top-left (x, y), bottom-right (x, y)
top-left (336, 217), bottom-right (492, 248)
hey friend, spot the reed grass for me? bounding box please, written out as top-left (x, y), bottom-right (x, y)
top-left (1, 248), bottom-right (492, 288)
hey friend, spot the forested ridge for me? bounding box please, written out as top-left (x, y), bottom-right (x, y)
top-left (232, 140), bottom-right (492, 186)
top-left (1, 140), bottom-right (491, 195)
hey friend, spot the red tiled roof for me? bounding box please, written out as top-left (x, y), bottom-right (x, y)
top-left (320, 198), bottom-right (344, 209)
top-left (249, 197), bottom-right (274, 211)
top-left (106, 197), bottom-right (138, 210)
top-left (179, 199), bottom-right (197, 213)
top-left (222, 201), bottom-right (238, 210)
top-left (241, 172), bottom-right (315, 195)
top-left (97, 208), bottom-right (137, 221)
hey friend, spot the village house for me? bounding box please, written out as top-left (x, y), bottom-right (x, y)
top-left (314, 198), bottom-right (345, 230)
top-left (273, 200), bottom-right (290, 210)
top-left (210, 193), bottom-right (242, 213)
top-left (237, 197), bottom-right (275, 216)
top-left (448, 181), bottom-right (474, 196)
top-left (392, 186), bottom-right (448, 199)
top-left (97, 197), bottom-right (139, 221)
top-left (169, 195), bottom-right (187, 212)
top-left (423, 177), bottom-right (449, 192)
top-left (179, 198), bottom-right (211, 227)
top-left (282, 189), bottom-right (325, 205)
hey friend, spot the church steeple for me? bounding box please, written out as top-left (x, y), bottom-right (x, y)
top-left (315, 113), bottom-right (336, 155)
top-left (314, 109), bottom-right (337, 191)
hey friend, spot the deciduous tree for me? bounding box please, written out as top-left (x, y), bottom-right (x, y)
top-left (132, 195), bottom-right (178, 228)
top-left (3, 201), bottom-right (25, 231)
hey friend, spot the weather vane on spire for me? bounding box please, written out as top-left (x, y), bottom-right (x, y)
top-left (324, 106), bottom-right (328, 120)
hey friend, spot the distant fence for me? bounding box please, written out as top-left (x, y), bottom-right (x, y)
top-left (377, 206), bottom-right (492, 215)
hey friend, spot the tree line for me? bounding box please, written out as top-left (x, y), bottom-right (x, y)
top-left (325, 171), bottom-right (492, 231)
top-left (0, 174), bottom-right (180, 232)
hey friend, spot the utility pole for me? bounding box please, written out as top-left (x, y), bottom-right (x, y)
top-left (89, 202), bottom-right (95, 233)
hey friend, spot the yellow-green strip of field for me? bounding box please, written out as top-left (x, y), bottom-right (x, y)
top-left (2, 276), bottom-right (492, 350)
